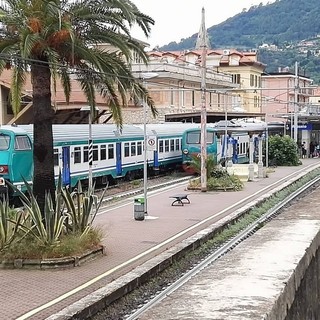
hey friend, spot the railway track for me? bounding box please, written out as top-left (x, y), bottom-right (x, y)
top-left (97, 172), bottom-right (193, 206)
top-left (90, 163), bottom-right (320, 320)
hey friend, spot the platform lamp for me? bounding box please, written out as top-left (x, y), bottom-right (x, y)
top-left (140, 72), bottom-right (158, 216)
top-left (80, 105), bottom-right (100, 191)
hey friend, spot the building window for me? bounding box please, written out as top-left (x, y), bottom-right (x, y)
top-left (250, 74), bottom-right (254, 87)
top-left (170, 87), bottom-right (174, 106)
top-left (232, 74), bottom-right (240, 84)
top-left (192, 90), bottom-right (195, 106)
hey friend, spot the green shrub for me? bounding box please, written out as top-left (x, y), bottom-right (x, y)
top-left (207, 174), bottom-right (243, 191)
top-left (267, 135), bottom-right (301, 166)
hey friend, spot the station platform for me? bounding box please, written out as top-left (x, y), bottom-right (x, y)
top-left (2, 158), bottom-right (320, 320)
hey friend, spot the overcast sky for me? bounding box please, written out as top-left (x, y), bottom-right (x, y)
top-left (131, 0), bottom-right (271, 49)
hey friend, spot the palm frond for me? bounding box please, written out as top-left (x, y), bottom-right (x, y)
top-left (10, 66), bottom-right (26, 115)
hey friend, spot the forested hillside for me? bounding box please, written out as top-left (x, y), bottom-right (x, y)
top-left (160, 0), bottom-right (320, 83)
top-left (161, 0), bottom-right (320, 50)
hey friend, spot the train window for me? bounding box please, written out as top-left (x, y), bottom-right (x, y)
top-left (108, 144), bottom-right (114, 159)
top-left (93, 145), bottom-right (98, 161)
top-left (165, 140), bottom-right (169, 152)
top-left (170, 139), bottom-right (174, 151)
top-left (131, 142), bottom-right (136, 156)
top-left (124, 143), bottom-right (129, 157)
top-left (0, 134), bottom-right (10, 150)
top-left (54, 148), bottom-right (59, 166)
top-left (100, 145), bottom-right (106, 160)
top-left (84, 146), bottom-right (89, 163)
top-left (187, 132), bottom-right (200, 144)
top-left (159, 140), bottom-right (164, 153)
top-left (207, 132), bottom-right (214, 144)
top-left (15, 135), bottom-right (31, 150)
top-left (137, 141), bottom-right (142, 155)
top-left (74, 147), bottom-right (81, 163)
top-left (175, 138), bottom-right (180, 151)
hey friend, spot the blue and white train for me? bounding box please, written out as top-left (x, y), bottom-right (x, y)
top-left (0, 122), bottom-right (198, 199)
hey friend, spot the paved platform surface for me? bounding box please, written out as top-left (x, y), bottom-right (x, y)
top-left (2, 159), bottom-right (320, 320)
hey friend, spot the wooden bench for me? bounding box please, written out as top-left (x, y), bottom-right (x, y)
top-left (170, 194), bottom-right (190, 206)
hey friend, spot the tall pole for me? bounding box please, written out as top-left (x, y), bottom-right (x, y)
top-left (140, 72), bottom-right (158, 216)
top-left (197, 7), bottom-right (209, 192)
top-left (143, 86), bottom-right (148, 215)
top-left (293, 61), bottom-right (299, 143)
top-left (224, 95), bottom-right (228, 164)
top-left (88, 111), bottom-right (93, 190)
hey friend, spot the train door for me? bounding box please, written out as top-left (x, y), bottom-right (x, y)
top-left (62, 146), bottom-right (71, 186)
top-left (116, 142), bottom-right (122, 176)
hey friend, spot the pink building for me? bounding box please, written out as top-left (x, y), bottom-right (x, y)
top-left (262, 70), bottom-right (313, 125)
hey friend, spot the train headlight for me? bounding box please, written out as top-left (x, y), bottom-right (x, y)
top-left (183, 149), bottom-right (189, 155)
top-left (0, 165), bottom-right (8, 174)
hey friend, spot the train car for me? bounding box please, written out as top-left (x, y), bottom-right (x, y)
top-left (135, 122), bottom-right (199, 173)
top-left (181, 124), bottom-right (220, 173)
top-left (181, 119), bottom-right (267, 173)
top-left (0, 125), bottom-right (33, 197)
top-left (0, 122), bottom-right (198, 199)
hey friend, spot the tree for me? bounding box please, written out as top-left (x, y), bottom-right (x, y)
top-left (0, 0), bottom-right (156, 213)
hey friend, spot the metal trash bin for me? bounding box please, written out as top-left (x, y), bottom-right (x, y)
top-left (134, 197), bottom-right (145, 221)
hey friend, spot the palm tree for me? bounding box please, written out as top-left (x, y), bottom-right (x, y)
top-left (0, 0), bottom-right (155, 213)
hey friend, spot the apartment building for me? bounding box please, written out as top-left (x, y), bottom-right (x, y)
top-left (125, 48), bottom-right (266, 124)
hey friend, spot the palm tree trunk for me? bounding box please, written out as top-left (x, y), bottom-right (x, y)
top-left (31, 61), bottom-right (55, 214)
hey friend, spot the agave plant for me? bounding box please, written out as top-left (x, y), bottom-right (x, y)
top-left (7, 178), bottom-right (66, 247)
top-left (0, 199), bottom-right (25, 251)
top-left (61, 181), bottom-right (108, 235)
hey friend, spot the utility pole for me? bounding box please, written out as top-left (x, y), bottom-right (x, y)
top-left (196, 7), bottom-right (210, 192)
top-left (293, 61), bottom-right (299, 143)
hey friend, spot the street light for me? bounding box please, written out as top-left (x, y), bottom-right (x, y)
top-left (80, 105), bottom-right (99, 191)
top-left (140, 72), bottom-right (158, 216)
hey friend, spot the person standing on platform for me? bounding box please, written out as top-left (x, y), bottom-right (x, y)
top-left (301, 142), bottom-right (307, 159)
top-left (310, 141), bottom-right (315, 158)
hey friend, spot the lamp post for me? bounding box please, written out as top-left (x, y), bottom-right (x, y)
top-left (293, 61), bottom-right (299, 143)
top-left (80, 106), bottom-right (99, 191)
top-left (140, 72), bottom-right (158, 216)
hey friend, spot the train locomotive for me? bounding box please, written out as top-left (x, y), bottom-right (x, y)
top-left (181, 119), bottom-right (268, 173)
top-left (0, 122), bottom-right (198, 200)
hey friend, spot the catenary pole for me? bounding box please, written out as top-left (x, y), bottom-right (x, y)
top-left (196, 7), bottom-right (210, 192)
top-left (293, 61), bottom-right (299, 143)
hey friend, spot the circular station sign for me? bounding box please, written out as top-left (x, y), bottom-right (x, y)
top-left (147, 135), bottom-right (156, 151)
